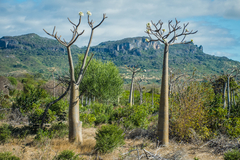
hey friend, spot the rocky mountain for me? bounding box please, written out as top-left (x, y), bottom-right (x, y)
top-left (0, 33), bottom-right (239, 82)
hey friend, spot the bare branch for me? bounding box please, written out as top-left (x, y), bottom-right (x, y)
top-left (146, 18), bottom-right (197, 45)
top-left (93, 14), bottom-right (108, 30)
top-left (67, 17), bottom-right (77, 26)
top-left (40, 83), bottom-right (71, 128)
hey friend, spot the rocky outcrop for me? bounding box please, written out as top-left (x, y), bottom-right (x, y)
top-left (91, 37), bottom-right (161, 55)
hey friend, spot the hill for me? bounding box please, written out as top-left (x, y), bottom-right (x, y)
top-left (0, 33), bottom-right (239, 82)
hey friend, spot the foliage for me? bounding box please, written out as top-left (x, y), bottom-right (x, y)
top-left (49, 123), bottom-right (68, 138)
top-left (7, 76), bottom-right (18, 86)
top-left (13, 77), bottom-right (67, 124)
top-left (223, 117), bottom-right (240, 138)
top-left (115, 104), bottom-right (153, 130)
top-left (79, 102), bottom-right (113, 125)
top-left (75, 54), bottom-right (123, 103)
top-left (28, 103), bottom-right (56, 124)
top-left (95, 124), bottom-right (125, 153)
top-left (14, 86), bottom-right (48, 113)
top-left (0, 124), bottom-right (11, 144)
top-left (49, 98), bottom-right (68, 121)
top-left (169, 81), bottom-right (214, 141)
top-left (0, 152), bottom-right (20, 160)
top-left (55, 150), bottom-right (80, 160)
top-left (0, 92), bottom-right (12, 120)
top-left (224, 149), bottom-right (240, 160)
top-left (34, 128), bottom-right (54, 146)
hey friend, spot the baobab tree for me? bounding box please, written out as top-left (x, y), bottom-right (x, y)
top-left (125, 65), bottom-right (145, 106)
top-left (145, 19), bottom-right (197, 146)
top-left (42, 11), bottom-right (107, 144)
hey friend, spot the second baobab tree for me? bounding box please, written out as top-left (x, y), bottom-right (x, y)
top-left (145, 19), bottom-right (197, 146)
top-left (43, 11), bottom-right (107, 144)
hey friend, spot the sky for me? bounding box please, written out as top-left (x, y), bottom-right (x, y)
top-left (0, 0), bottom-right (240, 62)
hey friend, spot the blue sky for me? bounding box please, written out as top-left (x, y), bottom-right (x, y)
top-left (1, 0), bottom-right (240, 62)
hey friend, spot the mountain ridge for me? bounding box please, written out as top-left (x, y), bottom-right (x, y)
top-left (0, 33), bottom-right (239, 82)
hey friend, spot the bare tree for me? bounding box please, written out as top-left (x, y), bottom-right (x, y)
top-left (145, 19), bottom-right (197, 146)
top-left (125, 65), bottom-right (145, 106)
top-left (135, 75), bottom-right (146, 105)
top-left (43, 11), bottom-right (107, 144)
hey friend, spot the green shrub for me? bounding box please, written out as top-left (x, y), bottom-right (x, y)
top-left (49, 99), bottom-right (68, 121)
top-left (14, 86), bottom-right (48, 113)
top-left (49, 123), bottom-right (68, 138)
top-left (7, 77), bottom-right (18, 86)
top-left (29, 104), bottom-right (56, 124)
top-left (34, 128), bottom-right (54, 146)
top-left (79, 102), bottom-right (113, 125)
top-left (112, 104), bottom-right (152, 130)
top-left (79, 113), bottom-right (96, 126)
top-left (224, 149), bottom-right (240, 160)
top-left (0, 124), bottom-right (11, 144)
top-left (95, 124), bottom-right (125, 153)
top-left (0, 152), bottom-right (20, 160)
top-left (55, 150), bottom-right (79, 160)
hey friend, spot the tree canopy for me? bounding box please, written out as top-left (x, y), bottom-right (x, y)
top-left (75, 54), bottom-right (123, 103)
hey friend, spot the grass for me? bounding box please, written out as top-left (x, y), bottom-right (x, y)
top-left (0, 124), bottom-right (225, 160)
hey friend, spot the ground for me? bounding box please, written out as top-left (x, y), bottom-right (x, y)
top-left (0, 127), bottom-right (224, 160)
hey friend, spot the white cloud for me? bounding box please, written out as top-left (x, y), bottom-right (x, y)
top-left (0, 0), bottom-right (240, 61)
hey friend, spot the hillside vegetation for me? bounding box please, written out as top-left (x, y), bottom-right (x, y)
top-left (0, 33), bottom-right (239, 82)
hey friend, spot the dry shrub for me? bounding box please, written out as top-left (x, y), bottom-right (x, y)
top-left (170, 81), bottom-right (214, 142)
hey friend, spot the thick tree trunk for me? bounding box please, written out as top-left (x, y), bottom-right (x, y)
top-left (157, 44), bottom-right (169, 146)
top-left (68, 82), bottom-right (82, 144)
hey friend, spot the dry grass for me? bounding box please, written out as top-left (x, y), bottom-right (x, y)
top-left (0, 126), bottom-right (225, 160)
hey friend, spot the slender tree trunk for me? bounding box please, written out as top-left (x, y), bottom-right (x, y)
top-left (138, 83), bottom-right (143, 105)
top-left (227, 76), bottom-right (231, 118)
top-left (52, 71), bottom-right (55, 97)
top-left (233, 90), bottom-right (236, 106)
top-left (81, 96), bottom-right (83, 107)
top-left (129, 73), bottom-right (135, 106)
top-left (157, 44), bottom-right (169, 146)
top-left (223, 82), bottom-right (227, 109)
top-left (68, 82), bottom-right (82, 144)
top-left (152, 87), bottom-right (154, 107)
top-left (133, 85), bottom-right (134, 105)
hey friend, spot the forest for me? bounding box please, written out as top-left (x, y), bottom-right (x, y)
top-left (0, 12), bottom-right (240, 160)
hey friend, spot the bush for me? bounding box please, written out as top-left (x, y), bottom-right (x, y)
top-left (49, 99), bottom-right (68, 121)
top-left (49, 123), bottom-right (68, 138)
top-left (0, 124), bottom-right (11, 144)
top-left (111, 104), bottom-right (152, 130)
top-left (0, 152), bottom-right (20, 160)
top-left (79, 102), bottom-right (113, 125)
top-left (169, 82), bottom-right (214, 141)
top-left (34, 128), bottom-right (54, 146)
top-left (95, 124), bottom-right (125, 153)
top-left (28, 104), bottom-right (56, 124)
top-left (7, 77), bottom-right (18, 86)
top-left (224, 149), bottom-right (240, 160)
top-left (55, 150), bottom-right (79, 160)
top-left (14, 86), bottom-right (48, 113)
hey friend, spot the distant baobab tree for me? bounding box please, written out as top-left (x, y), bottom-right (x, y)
top-left (42, 11), bottom-right (107, 144)
top-left (125, 65), bottom-right (146, 106)
top-left (145, 18), bottom-right (197, 146)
